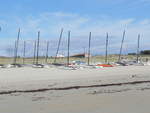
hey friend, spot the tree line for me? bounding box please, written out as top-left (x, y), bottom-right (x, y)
top-left (128, 50), bottom-right (150, 55)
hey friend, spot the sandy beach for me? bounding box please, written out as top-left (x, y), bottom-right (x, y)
top-left (0, 66), bottom-right (150, 113)
top-left (1, 0), bottom-right (150, 112)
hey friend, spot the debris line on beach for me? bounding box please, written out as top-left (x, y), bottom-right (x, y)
top-left (0, 80), bottom-right (150, 95)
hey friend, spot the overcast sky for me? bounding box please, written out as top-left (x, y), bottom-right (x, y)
top-left (0, 0), bottom-right (150, 56)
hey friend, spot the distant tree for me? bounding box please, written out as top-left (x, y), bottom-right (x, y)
top-left (128, 53), bottom-right (136, 55)
top-left (140, 50), bottom-right (150, 55)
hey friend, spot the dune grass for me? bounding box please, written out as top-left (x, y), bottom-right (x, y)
top-left (0, 55), bottom-right (149, 65)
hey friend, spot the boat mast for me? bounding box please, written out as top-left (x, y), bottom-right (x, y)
top-left (13, 41), bottom-right (17, 63)
top-left (54, 28), bottom-right (63, 63)
top-left (13, 28), bottom-right (21, 64)
top-left (67, 31), bottom-right (71, 66)
top-left (23, 41), bottom-right (26, 64)
top-left (118, 30), bottom-right (126, 62)
top-left (105, 32), bottom-right (109, 64)
top-left (45, 41), bottom-right (50, 63)
top-left (88, 32), bottom-right (91, 66)
top-left (137, 34), bottom-right (140, 63)
top-left (36, 31), bottom-right (40, 65)
top-left (33, 40), bottom-right (37, 64)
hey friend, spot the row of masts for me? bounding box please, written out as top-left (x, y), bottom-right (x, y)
top-left (12, 28), bottom-right (141, 66)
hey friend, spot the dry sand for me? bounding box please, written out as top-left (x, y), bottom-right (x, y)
top-left (0, 66), bottom-right (150, 113)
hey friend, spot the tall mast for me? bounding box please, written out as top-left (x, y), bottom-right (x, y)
top-left (36, 31), bottom-right (40, 65)
top-left (54, 28), bottom-right (63, 63)
top-left (83, 47), bottom-right (86, 54)
top-left (13, 41), bottom-right (17, 63)
top-left (13, 28), bottom-right (21, 64)
top-left (67, 31), bottom-right (71, 66)
top-left (118, 30), bottom-right (126, 62)
top-left (45, 41), bottom-right (50, 63)
top-left (23, 41), bottom-right (26, 64)
top-left (33, 40), bottom-right (37, 64)
top-left (137, 34), bottom-right (140, 63)
top-left (105, 32), bottom-right (109, 64)
top-left (88, 32), bottom-right (92, 66)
